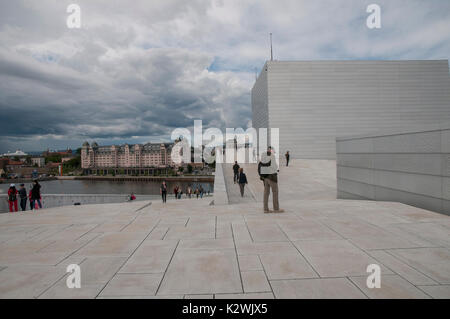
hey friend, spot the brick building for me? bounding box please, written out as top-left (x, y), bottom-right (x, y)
top-left (81, 142), bottom-right (179, 175)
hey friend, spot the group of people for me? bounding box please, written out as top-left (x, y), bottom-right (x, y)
top-left (6, 180), bottom-right (42, 213)
top-left (232, 161), bottom-right (248, 197)
top-left (158, 182), bottom-right (208, 203)
top-left (7, 152), bottom-right (289, 213)
top-left (131, 147), bottom-right (289, 212)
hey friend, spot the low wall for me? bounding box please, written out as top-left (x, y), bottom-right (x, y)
top-left (336, 122), bottom-right (450, 215)
top-left (212, 163), bottom-right (229, 205)
top-left (0, 194), bottom-right (156, 213)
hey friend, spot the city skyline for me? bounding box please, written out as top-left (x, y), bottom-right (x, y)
top-left (1, 0), bottom-right (450, 153)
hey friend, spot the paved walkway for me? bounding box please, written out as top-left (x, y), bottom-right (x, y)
top-left (222, 163), bottom-right (256, 204)
top-left (0, 160), bottom-right (449, 298)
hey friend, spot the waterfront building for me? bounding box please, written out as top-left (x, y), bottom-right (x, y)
top-left (31, 157), bottom-right (46, 168)
top-left (42, 148), bottom-right (73, 158)
top-left (252, 60), bottom-right (450, 159)
top-left (81, 141), bottom-right (178, 175)
top-left (2, 150), bottom-right (28, 160)
top-left (5, 160), bottom-right (25, 171)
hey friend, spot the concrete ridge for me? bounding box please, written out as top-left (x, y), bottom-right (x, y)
top-left (337, 121), bottom-right (450, 141)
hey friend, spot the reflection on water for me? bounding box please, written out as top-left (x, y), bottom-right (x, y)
top-left (0, 179), bottom-right (214, 195)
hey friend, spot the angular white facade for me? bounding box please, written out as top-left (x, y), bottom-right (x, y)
top-left (336, 122), bottom-right (450, 215)
top-left (252, 60), bottom-right (450, 159)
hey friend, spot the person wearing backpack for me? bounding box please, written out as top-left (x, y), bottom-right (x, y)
top-left (7, 184), bottom-right (18, 212)
top-left (238, 168), bottom-right (248, 197)
top-left (18, 184), bottom-right (28, 211)
top-left (258, 146), bottom-right (284, 214)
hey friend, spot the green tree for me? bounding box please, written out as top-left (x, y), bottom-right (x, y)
top-left (63, 156), bottom-right (81, 168)
top-left (45, 154), bottom-right (62, 164)
top-left (62, 155), bottom-right (81, 175)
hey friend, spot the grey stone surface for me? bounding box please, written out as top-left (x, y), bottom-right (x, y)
top-left (337, 166), bottom-right (373, 185)
top-left (387, 248), bottom-right (450, 284)
top-left (100, 274), bottom-right (163, 297)
top-left (442, 130), bottom-right (450, 153)
top-left (337, 154), bottom-right (373, 169)
top-left (373, 154), bottom-right (443, 176)
top-left (241, 271), bottom-right (271, 293)
top-left (367, 250), bottom-right (437, 286)
top-left (252, 60), bottom-right (450, 159)
top-left (337, 124), bottom-right (450, 215)
top-left (0, 160), bottom-right (449, 299)
top-left (293, 239), bottom-right (389, 277)
top-left (0, 194), bottom-right (154, 214)
top-left (157, 249), bottom-right (242, 295)
top-left (271, 278), bottom-right (366, 299)
top-left (443, 154), bottom-right (450, 177)
top-left (374, 186), bottom-right (444, 214)
top-left (337, 179), bottom-right (375, 199)
top-left (417, 285), bottom-right (450, 299)
top-left (213, 162), bottom-right (229, 205)
top-left (372, 131), bottom-right (442, 154)
top-left (443, 177), bottom-right (450, 201)
top-left (349, 275), bottom-right (431, 299)
top-left (374, 170), bottom-right (442, 198)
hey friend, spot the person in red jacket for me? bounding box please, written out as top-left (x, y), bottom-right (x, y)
top-left (7, 184), bottom-right (18, 212)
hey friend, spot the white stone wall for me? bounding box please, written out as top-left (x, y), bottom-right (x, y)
top-left (0, 194), bottom-right (156, 213)
top-left (251, 64), bottom-right (269, 153)
top-left (212, 162), bottom-right (229, 205)
top-left (336, 122), bottom-right (450, 215)
top-left (252, 60), bottom-right (450, 159)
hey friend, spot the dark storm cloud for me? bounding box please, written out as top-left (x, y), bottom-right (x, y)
top-left (0, 0), bottom-right (449, 152)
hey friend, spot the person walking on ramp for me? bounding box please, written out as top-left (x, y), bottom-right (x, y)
top-left (232, 161), bottom-right (240, 184)
top-left (258, 146), bottom-right (284, 214)
top-left (238, 168), bottom-right (248, 197)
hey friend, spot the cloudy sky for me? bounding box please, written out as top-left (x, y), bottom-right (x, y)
top-left (0, 0), bottom-right (449, 153)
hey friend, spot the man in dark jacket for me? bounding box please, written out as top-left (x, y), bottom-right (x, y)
top-left (258, 147), bottom-right (284, 214)
top-left (238, 168), bottom-right (248, 197)
top-left (30, 180), bottom-right (42, 210)
top-left (18, 184), bottom-right (27, 211)
top-left (232, 161), bottom-right (240, 184)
